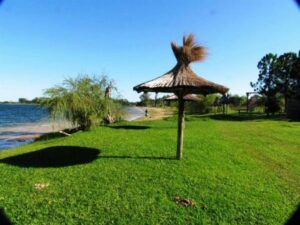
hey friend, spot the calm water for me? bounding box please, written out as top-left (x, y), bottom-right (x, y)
top-left (0, 104), bottom-right (49, 127)
top-left (0, 104), bottom-right (144, 151)
top-left (123, 106), bottom-right (145, 121)
top-left (0, 104), bottom-right (50, 150)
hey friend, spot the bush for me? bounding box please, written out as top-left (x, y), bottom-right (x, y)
top-left (40, 75), bottom-right (122, 130)
top-left (186, 94), bottom-right (220, 114)
top-left (265, 95), bottom-right (281, 115)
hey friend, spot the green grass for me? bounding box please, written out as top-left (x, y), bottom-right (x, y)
top-left (0, 114), bottom-right (299, 225)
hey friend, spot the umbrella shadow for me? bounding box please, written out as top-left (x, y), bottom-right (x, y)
top-left (0, 208), bottom-right (12, 225)
top-left (0, 146), bottom-right (100, 168)
top-left (108, 125), bottom-right (151, 130)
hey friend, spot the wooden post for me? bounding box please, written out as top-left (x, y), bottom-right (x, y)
top-left (176, 95), bottom-right (185, 160)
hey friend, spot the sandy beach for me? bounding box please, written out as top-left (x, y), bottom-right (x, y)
top-left (136, 107), bottom-right (174, 121)
top-left (0, 122), bottom-right (72, 140)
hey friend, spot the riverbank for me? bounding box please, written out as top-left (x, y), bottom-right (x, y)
top-left (0, 121), bottom-right (73, 150)
top-left (0, 106), bottom-right (174, 150)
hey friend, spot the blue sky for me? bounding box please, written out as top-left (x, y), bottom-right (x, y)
top-left (0, 0), bottom-right (299, 101)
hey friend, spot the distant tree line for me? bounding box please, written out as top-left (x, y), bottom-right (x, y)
top-left (16, 97), bottom-right (49, 104)
top-left (137, 92), bottom-right (260, 114)
top-left (251, 51), bottom-right (300, 115)
top-left (137, 92), bottom-right (171, 107)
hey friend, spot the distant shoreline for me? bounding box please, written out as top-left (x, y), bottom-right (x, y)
top-left (0, 102), bottom-right (39, 105)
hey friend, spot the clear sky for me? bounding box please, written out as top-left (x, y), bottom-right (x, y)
top-left (0, 0), bottom-right (299, 102)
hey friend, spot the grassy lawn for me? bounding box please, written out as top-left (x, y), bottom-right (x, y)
top-left (0, 114), bottom-right (299, 224)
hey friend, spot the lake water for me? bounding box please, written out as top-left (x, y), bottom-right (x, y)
top-left (0, 104), bottom-right (50, 150)
top-left (0, 104), bottom-right (144, 151)
top-left (123, 106), bottom-right (145, 121)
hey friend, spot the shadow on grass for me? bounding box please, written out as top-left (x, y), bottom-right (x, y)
top-left (0, 208), bottom-right (12, 225)
top-left (108, 125), bottom-right (151, 130)
top-left (206, 113), bottom-right (289, 122)
top-left (35, 128), bottom-right (80, 142)
top-left (99, 155), bottom-right (176, 160)
top-left (0, 146), bottom-right (100, 168)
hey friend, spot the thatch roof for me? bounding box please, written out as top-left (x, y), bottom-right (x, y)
top-left (164, 94), bottom-right (200, 102)
top-left (133, 34), bottom-right (229, 95)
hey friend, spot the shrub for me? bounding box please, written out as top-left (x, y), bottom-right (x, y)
top-left (40, 75), bottom-right (121, 130)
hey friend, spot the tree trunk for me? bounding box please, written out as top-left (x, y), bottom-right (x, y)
top-left (246, 93), bottom-right (249, 113)
top-left (266, 95), bottom-right (270, 117)
top-left (284, 95), bottom-right (288, 113)
top-left (176, 96), bottom-right (185, 160)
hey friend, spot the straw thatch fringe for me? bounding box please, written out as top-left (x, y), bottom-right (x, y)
top-left (133, 63), bottom-right (228, 95)
top-left (133, 34), bottom-right (229, 95)
top-left (171, 34), bottom-right (206, 65)
top-left (164, 94), bottom-right (200, 102)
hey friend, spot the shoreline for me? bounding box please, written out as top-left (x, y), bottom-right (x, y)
top-left (0, 106), bottom-right (174, 151)
top-left (0, 121), bottom-right (74, 150)
top-left (136, 107), bottom-right (174, 121)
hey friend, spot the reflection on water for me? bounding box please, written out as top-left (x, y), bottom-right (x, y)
top-left (123, 106), bottom-right (145, 121)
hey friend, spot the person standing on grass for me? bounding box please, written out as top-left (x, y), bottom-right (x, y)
top-left (145, 108), bottom-right (148, 117)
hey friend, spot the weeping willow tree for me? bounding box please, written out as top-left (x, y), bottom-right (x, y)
top-left (41, 75), bottom-right (121, 130)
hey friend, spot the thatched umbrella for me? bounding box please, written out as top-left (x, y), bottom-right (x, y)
top-left (164, 94), bottom-right (200, 102)
top-left (134, 34), bottom-right (229, 159)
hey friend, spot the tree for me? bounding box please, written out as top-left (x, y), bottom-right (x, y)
top-left (251, 53), bottom-right (280, 115)
top-left (139, 92), bottom-right (151, 106)
top-left (291, 51), bottom-right (300, 98)
top-left (18, 98), bottom-right (29, 103)
top-left (275, 52), bottom-right (298, 112)
top-left (291, 52), bottom-right (300, 80)
top-left (41, 75), bottom-right (120, 130)
top-left (228, 94), bottom-right (246, 107)
top-left (186, 94), bottom-right (220, 114)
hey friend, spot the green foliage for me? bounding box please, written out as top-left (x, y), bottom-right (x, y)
top-left (251, 54), bottom-right (283, 114)
top-left (291, 52), bottom-right (300, 80)
top-left (264, 95), bottom-right (281, 114)
top-left (228, 94), bottom-right (246, 107)
top-left (138, 92), bottom-right (151, 106)
top-left (41, 75), bottom-right (120, 130)
top-left (18, 98), bottom-right (30, 103)
top-left (0, 116), bottom-right (299, 224)
top-left (251, 52), bottom-right (300, 113)
top-left (275, 53), bottom-right (298, 97)
top-left (186, 94), bottom-right (220, 114)
top-left (251, 53), bottom-right (278, 97)
top-left (291, 51), bottom-right (300, 98)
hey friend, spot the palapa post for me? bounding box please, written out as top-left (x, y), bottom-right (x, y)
top-left (133, 34), bottom-right (229, 160)
top-left (176, 93), bottom-right (185, 159)
top-left (165, 94), bottom-right (199, 159)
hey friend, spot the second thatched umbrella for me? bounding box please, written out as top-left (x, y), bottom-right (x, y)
top-left (134, 34), bottom-right (229, 160)
top-left (164, 94), bottom-right (200, 102)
